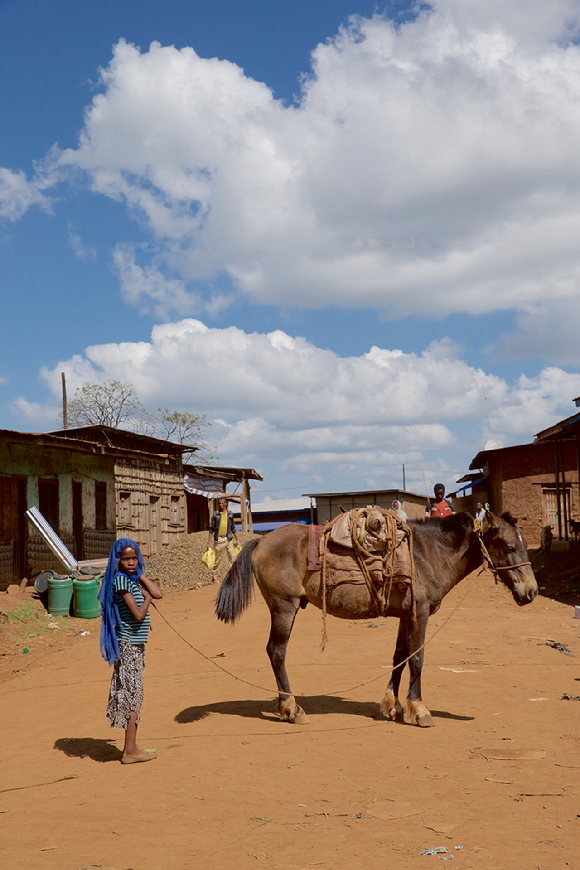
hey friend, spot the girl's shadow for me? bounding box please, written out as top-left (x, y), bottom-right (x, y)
top-left (54, 737), bottom-right (122, 763)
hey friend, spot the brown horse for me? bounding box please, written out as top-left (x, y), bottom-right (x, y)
top-left (215, 511), bottom-right (537, 727)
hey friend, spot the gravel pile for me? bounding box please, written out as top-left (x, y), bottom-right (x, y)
top-left (144, 530), bottom-right (259, 592)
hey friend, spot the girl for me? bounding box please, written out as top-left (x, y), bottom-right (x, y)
top-left (98, 537), bottom-right (163, 764)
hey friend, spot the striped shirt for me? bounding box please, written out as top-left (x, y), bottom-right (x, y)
top-left (113, 574), bottom-right (150, 645)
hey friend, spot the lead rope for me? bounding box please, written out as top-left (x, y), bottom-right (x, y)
top-left (151, 559), bottom-right (481, 698)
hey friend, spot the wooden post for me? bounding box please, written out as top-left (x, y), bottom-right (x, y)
top-left (576, 429), bottom-right (580, 522)
top-left (243, 477), bottom-right (253, 533)
top-left (61, 372), bottom-right (68, 429)
top-left (240, 489), bottom-right (247, 533)
top-left (553, 440), bottom-right (562, 540)
top-left (560, 438), bottom-right (569, 540)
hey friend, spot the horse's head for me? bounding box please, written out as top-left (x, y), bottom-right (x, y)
top-left (479, 511), bottom-right (538, 606)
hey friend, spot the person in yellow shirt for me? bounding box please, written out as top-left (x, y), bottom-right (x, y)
top-left (207, 497), bottom-right (240, 582)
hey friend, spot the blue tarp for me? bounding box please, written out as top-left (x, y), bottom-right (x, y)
top-left (452, 476), bottom-right (486, 495)
top-left (236, 520), bottom-right (309, 532)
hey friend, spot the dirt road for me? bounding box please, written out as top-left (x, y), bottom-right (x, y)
top-left (1, 568), bottom-right (579, 869)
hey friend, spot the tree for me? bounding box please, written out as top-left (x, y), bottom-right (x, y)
top-left (59, 380), bottom-right (217, 462)
top-left (65, 380), bottom-right (145, 428)
top-left (154, 408), bottom-right (217, 463)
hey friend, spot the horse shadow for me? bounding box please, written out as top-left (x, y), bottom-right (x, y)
top-left (53, 737), bottom-right (122, 763)
top-left (174, 695), bottom-right (474, 724)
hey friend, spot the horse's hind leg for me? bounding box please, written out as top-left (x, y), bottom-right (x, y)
top-left (380, 618), bottom-right (406, 722)
top-left (267, 603), bottom-right (309, 724)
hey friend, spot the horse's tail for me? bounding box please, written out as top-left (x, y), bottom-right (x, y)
top-left (215, 538), bottom-right (260, 624)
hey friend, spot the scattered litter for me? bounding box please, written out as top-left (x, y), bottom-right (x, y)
top-left (46, 622), bottom-right (59, 630)
top-left (22, 647), bottom-right (29, 654)
top-left (73, 631), bottom-right (91, 637)
top-left (454, 846), bottom-right (463, 850)
top-left (439, 667), bottom-right (478, 673)
top-left (45, 613), bottom-right (53, 618)
top-left (367, 623), bottom-right (379, 628)
top-left (529, 698), bottom-right (549, 701)
top-left (540, 640), bottom-right (574, 657)
top-left (561, 693), bottom-right (580, 701)
top-left (421, 847), bottom-right (448, 855)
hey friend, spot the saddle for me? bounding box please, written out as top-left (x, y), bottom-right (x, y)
top-left (308, 507), bottom-right (416, 618)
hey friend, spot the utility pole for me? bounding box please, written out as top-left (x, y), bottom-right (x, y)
top-left (402, 463), bottom-right (406, 490)
top-left (61, 372), bottom-right (68, 429)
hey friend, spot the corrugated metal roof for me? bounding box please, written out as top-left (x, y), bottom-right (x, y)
top-left (302, 488), bottom-right (427, 500)
top-left (232, 497), bottom-right (311, 517)
top-left (49, 425), bottom-right (194, 453)
top-left (249, 497), bottom-right (312, 513)
top-left (535, 411), bottom-right (580, 442)
top-left (184, 462), bottom-right (263, 482)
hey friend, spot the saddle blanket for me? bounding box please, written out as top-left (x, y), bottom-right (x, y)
top-left (307, 512), bottom-right (412, 581)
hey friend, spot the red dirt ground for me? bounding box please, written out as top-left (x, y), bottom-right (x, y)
top-left (1, 559), bottom-right (580, 870)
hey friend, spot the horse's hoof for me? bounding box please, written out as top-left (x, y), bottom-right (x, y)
top-left (380, 704), bottom-right (403, 722)
top-left (403, 700), bottom-right (432, 726)
top-left (293, 711), bottom-right (310, 725)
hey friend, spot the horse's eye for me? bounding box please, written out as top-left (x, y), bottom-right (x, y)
top-left (506, 545), bottom-right (516, 553)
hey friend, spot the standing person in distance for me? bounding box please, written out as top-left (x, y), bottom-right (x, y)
top-left (207, 497), bottom-right (240, 582)
top-left (392, 499), bottom-right (408, 522)
top-left (98, 538), bottom-right (163, 764)
top-left (425, 483), bottom-right (455, 518)
top-left (475, 501), bottom-right (487, 524)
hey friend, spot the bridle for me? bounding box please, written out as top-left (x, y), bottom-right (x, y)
top-left (474, 524), bottom-right (531, 584)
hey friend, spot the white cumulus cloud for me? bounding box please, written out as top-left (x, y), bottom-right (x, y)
top-left (34, 318), bottom-right (580, 494)
top-left (0, 167), bottom-right (53, 222)
top-left (27, 2), bottom-right (577, 349)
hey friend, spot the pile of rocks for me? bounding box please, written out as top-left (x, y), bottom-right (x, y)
top-left (144, 530), bottom-right (258, 592)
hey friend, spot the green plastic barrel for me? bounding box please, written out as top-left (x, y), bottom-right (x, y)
top-left (47, 575), bottom-right (73, 616)
top-left (73, 576), bottom-right (102, 619)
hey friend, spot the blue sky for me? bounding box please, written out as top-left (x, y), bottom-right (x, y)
top-left (2, 0), bottom-right (580, 501)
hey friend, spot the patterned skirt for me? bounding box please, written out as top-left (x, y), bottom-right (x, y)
top-left (106, 641), bottom-right (146, 729)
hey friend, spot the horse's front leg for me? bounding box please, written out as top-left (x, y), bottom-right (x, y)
top-left (380, 618), bottom-right (406, 722)
top-left (266, 602), bottom-right (309, 724)
top-left (403, 608), bottom-right (434, 727)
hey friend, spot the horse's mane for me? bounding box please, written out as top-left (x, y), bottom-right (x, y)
top-left (409, 511), bottom-right (474, 548)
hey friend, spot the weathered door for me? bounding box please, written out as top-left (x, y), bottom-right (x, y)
top-left (72, 481), bottom-right (83, 561)
top-left (0, 476), bottom-right (26, 581)
top-left (542, 487), bottom-right (571, 531)
top-left (149, 496), bottom-right (160, 555)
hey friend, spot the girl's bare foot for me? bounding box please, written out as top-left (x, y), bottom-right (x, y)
top-left (121, 749), bottom-right (157, 764)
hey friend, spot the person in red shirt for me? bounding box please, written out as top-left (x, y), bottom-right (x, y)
top-left (425, 483), bottom-right (455, 518)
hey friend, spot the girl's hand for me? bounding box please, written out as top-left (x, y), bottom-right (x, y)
top-left (139, 573), bottom-right (163, 600)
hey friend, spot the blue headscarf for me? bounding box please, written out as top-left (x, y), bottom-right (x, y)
top-left (98, 537), bottom-right (145, 665)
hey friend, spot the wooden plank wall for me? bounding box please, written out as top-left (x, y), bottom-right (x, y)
top-left (114, 458), bottom-right (186, 556)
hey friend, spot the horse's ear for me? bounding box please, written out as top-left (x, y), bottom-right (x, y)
top-left (479, 510), bottom-right (495, 533)
top-left (500, 511), bottom-right (518, 527)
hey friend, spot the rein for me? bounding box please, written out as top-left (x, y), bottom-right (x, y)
top-left (475, 526), bottom-right (531, 584)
